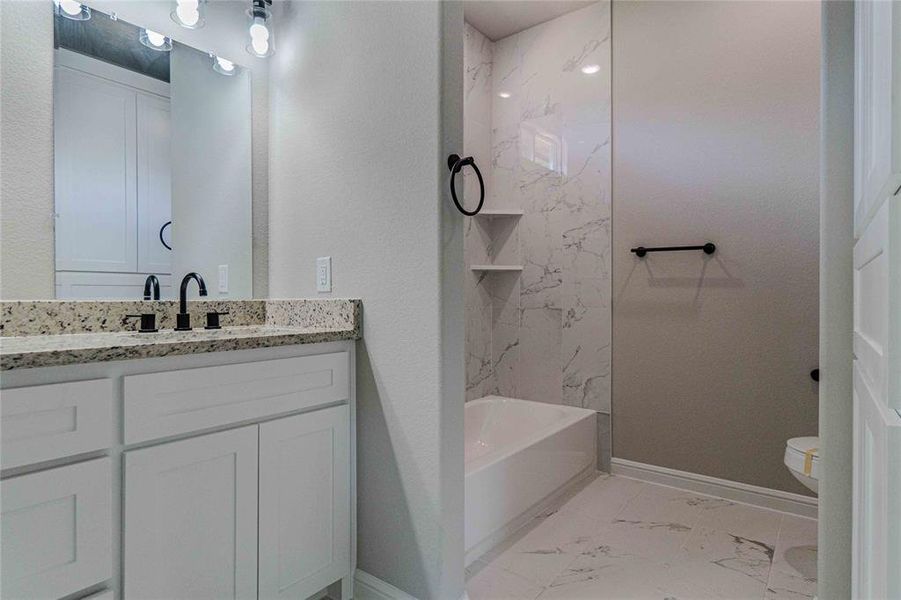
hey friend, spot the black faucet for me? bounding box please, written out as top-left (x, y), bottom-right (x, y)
top-left (175, 272), bottom-right (208, 331)
top-left (143, 274), bottom-right (161, 301)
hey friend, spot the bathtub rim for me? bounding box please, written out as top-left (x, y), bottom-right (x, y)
top-left (465, 395), bottom-right (597, 476)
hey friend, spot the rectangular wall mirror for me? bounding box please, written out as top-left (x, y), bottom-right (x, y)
top-left (52, 3), bottom-right (254, 300)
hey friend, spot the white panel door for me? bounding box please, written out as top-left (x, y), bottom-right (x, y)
top-left (124, 426), bottom-right (258, 600)
top-left (0, 458), bottom-right (113, 600)
top-left (258, 405), bottom-right (351, 600)
top-left (54, 66), bottom-right (137, 272)
top-left (137, 92), bottom-right (172, 274)
top-left (852, 1), bottom-right (901, 597)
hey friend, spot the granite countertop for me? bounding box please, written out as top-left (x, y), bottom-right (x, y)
top-left (0, 299), bottom-right (362, 371)
top-left (0, 325), bottom-right (356, 371)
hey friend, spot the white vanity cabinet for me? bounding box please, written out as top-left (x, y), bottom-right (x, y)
top-left (0, 459), bottom-right (113, 600)
top-left (124, 426), bottom-right (260, 600)
top-left (0, 341), bottom-right (355, 600)
top-left (258, 406), bottom-right (351, 600)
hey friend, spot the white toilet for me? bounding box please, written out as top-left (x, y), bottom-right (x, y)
top-left (784, 436), bottom-right (820, 494)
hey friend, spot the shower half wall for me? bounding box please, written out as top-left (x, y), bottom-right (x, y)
top-left (463, 2), bottom-right (612, 469)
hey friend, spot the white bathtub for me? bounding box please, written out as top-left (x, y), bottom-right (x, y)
top-left (464, 396), bottom-right (597, 564)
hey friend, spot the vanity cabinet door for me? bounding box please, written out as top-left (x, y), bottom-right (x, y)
top-left (54, 66), bottom-right (138, 273)
top-left (1, 458), bottom-right (112, 600)
top-left (124, 426), bottom-right (258, 600)
top-left (258, 405), bottom-right (351, 600)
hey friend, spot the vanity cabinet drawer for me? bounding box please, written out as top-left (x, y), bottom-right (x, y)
top-left (1, 458), bottom-right (113, 600)
top-left (124, 351), bottom-right (350, 443)
top-left (1, 379), bottom-right (114, 469)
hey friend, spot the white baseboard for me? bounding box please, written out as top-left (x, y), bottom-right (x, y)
top-left (610, 458), bottom-right (818, 519)
top-left (353, 569), bottom-right (470, 600)
top-left (353, 570), bottom-right (418, 600)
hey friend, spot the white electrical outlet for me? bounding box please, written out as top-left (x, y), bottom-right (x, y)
top-left (316, 256), bottom-right (332, 292)
top-left (218, 265), bottom-right (229, 293)
top-left (316, 257), bottom-right (331, 293)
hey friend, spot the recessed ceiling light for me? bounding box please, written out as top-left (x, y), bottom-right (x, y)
top-left (581, 64), bottom-right (601, 75)
top-left (498, 92), bottom-right (511, 99)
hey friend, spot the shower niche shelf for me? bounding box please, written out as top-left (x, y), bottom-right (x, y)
top-left (470, 265), bottom-right (523, 272)
top-left (474, 209), bottom-right (524, 219)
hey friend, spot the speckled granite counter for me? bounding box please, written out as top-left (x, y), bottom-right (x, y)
top-left (0, 299), bottom-right (361, 370)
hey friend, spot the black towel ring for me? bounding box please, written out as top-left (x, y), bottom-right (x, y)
top-left (447, 154), bottom-right (485, 216)
top-left (159, 221), bottom-right (172, 250)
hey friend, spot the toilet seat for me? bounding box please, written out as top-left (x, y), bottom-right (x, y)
top-left (784, 436), bottom-right (820, 480)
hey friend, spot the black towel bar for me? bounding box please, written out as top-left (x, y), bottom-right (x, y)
top-left (630, 243), bottom-right (716, 258)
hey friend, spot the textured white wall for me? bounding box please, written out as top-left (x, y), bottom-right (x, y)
top-left (268, 2), bottom-right (464, 598)
top-left (612, 0), bottom-right (821, 493)
top-left (818, 1), bottom-right (853, 597)
top-left (1, 1), bottom-right (56, 299)
top-left (0, 0), bottom-right (269, 298)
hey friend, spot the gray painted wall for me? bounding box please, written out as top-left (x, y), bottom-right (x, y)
top-left (611, 0), bottom-right (821, 494)
top-left (268, 2), bottom-right (465, 598)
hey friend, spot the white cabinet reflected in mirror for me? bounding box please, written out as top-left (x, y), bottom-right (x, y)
top-left (53, 5), bottom-right (252, 300)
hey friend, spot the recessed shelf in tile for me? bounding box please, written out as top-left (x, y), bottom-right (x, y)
top-left (469, 265), bottom-right (523, 272)
top-left (474, 209), bottom-right (524, 218)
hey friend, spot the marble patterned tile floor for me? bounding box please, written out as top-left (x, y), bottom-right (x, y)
top-left (466, 475), bottom-right (817, 600)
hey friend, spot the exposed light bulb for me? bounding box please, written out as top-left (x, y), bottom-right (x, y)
top-left (54, 0), bottom-right (90, 21)
top-left (498, 92), bottom-right (511, 99)
top-left (176, 5), bottom-right (199, 26)
top-left (59, 0), bottom-right (82, 16)
top-left (249, 17), bottom-right (270, 55)
top-left (140, 28), bottom-right (171, 51)
top-left (146, 30), bottom-right (166, 47)
top-left (173, 0), bottom-right (204, 28)
top-left (217, 57), bottom-right (235, 72)
top-left (580, 64), bottom-right (601, 75)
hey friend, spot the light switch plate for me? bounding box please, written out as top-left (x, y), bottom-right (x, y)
top-left (316, 257), bottom-right (331, 293)
top-left (218, 265), bottom-right (228, 293)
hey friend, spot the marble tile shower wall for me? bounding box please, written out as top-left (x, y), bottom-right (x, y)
top-left (464, 3), bottom-right (612, 465)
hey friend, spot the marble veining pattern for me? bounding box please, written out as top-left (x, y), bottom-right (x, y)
top-left (466, 474), bottom-right (817, 600)
top-left (464, 3), bottom-right (612, 467)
